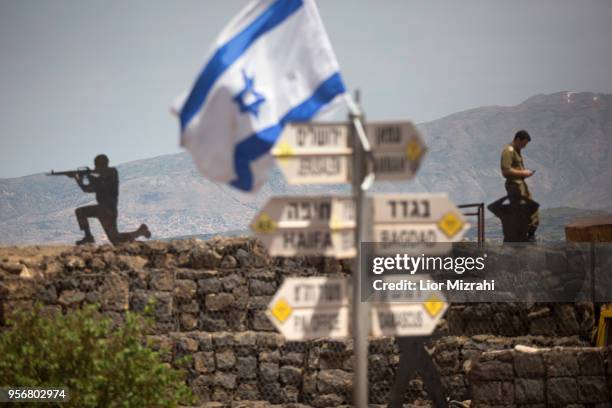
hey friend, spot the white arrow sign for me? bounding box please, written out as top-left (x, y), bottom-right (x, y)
top-left (369, 193), bottom-right (469, 255)
top-left (366, 121), bottom-right (427, 181)
top-left (273, 123), bottom-right (352, 185)
top-left (370, 274), bottom-right (448, 337)
top-left (266, 277), bottom-right (350, 341)
top-left (251, 196), bottom-right (356, 258)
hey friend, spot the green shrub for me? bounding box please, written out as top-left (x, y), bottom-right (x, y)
top-left (0, 304), bottom-right (194, 407)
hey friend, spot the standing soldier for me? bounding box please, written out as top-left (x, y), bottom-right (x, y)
top-left (500, 130), bottom-right (539, 241)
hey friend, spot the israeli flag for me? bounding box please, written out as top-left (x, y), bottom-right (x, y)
top-left (173, 0), bottom-right (347, 192)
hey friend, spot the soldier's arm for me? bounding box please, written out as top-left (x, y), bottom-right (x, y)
top-left (76, 174), bottom-right (96, 193)
top-left (503, 168), bottom-right (533, 178)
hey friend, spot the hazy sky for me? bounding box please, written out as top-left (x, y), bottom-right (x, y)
top-left (1, 0), bottom-right (611, 178)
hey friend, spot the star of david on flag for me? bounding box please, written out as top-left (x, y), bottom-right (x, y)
top-left (233, 69), bottom-right (266, 118)
top-left (172, 0), bottom-right (346, 192)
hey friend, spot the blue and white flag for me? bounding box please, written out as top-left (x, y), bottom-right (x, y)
top-left (173, 0), bottom-right (346, 192)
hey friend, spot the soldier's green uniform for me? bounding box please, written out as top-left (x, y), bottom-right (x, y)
top-left (500, 144), bottom-right (539, 236)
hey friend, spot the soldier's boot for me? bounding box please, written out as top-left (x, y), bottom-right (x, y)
top-left (138, 224), bottom-right (151, 239)
top-left (76, 234), bottom-right (95, 245)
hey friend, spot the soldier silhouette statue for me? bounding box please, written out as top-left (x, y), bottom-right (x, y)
top-left (48, 154), bottom-right (151, 245)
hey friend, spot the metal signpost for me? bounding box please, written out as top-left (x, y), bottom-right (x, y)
top-left (253, 94), bottom-right (467, 407)
top-left (266, 277), bottom-right (350, 341)
top-left (349, 95), bottom-right (370, 408)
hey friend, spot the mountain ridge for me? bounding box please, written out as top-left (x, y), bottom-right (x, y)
top-left (1, 91), bottom-right (610, 245)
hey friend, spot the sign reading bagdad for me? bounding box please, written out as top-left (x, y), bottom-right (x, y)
top-left (369, 192), bottom-right (470, 255)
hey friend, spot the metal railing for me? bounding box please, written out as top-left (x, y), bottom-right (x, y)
top-left (459, 203), bottom-right (485, 244)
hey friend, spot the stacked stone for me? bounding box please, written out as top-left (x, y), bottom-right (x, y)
top-left (0, 238), bottom-right (599, 406)
top-left (1, 239), bottom-right (593, 335)
top-left (468, 346), bottom-right (612, 407)
top-left (447, 303), bottom-right (594, 339)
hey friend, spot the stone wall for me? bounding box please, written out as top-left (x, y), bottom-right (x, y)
top-left (468, 346), bottom-right (612, 407)
top-left (0, 238), bottom-right (598, 406)
top-left (141, 329), bottom-right (588, 406)
top-left (447, 303), bottom-right (594, 339)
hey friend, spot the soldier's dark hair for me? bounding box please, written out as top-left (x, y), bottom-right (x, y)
top-left (94, 154), bottom-right (109, 168)
top-left (514, 130), bottom-right (531, 141)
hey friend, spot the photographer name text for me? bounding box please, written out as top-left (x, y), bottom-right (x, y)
top-left (372, 278), bottom-right (495, 292)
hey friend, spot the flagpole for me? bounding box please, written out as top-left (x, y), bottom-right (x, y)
top-left (349, 90), bottom-right (370, 408)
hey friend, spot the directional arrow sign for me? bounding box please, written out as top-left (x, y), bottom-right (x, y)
top-left (266, 277), bottom-right (350, 341)
top-left (370, 274), bottom-right (448, 337)
top-left (273, 123), bottom-right (352, 184)
top-left (366, 121), bottom-right (427, 181)
top-left (369, 193), bottom-right (469, 255)
top-left (251, 196), bottom-right (356, 258)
